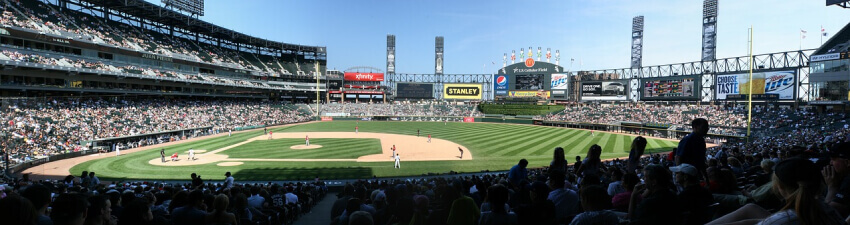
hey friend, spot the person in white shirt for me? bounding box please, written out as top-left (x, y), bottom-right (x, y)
top-left (394, 154), bottom-right (401, 169)
top-left (115, 144), bottom-right (120, 156)
top-left (188, 148), bottom-right (195, 161)
top-left (285, 187), bottom-right (299, 205)
top-left (224, 172), bottom-right (234, 190)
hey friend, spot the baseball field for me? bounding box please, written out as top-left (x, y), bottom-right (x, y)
top-left (60, 121), bottom-right (679, 181)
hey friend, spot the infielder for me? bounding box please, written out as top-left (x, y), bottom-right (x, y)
top-left (427, 134), bottom-right (431, 143)
top-left (189, 148), bottom-right (195, 161)
top-left (306, 135), bottom-right (310, 146)
top-left (459, 147), bottom-right (464, 159)
top-left (394, 154), bottom-right (401, 168)
top-left (268, 131), bottom-right (273, 140)
top-left (417, 129), bottom-right (420, 137)
top-left (355, 126), bottom-right (359, 134)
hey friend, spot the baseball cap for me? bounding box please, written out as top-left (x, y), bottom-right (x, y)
top-left (774, 157), bottom-right (821, 186)
top-left (829, 142), bottom-right (850, 159)
top-left (669, 163), bottom-right (699, 177)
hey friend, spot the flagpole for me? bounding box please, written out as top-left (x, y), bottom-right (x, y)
top-left (747, 26), bottom-right (754, 141)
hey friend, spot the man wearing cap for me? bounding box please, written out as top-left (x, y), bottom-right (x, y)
top-left (671, 163), bottom-right (714, 225)
top-left (823, 142), bottom-right (850, 217)
top-left (676, 118), bottom-right (709, 181)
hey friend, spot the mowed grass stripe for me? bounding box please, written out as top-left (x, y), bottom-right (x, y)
top-left (478, 127), bottom-right (561, 155)
top-left (500, 129), bottom-right (576, 157)
top-left (615, 135), bottom-right (630, 154)
top-left (570, 131), bottom-right (601, 155)
top-left (563, 131), bottom-right (594, 155)
top-left (528, 129), bottom-right (582, 156)
top-left (448, 125), bottom-right (542, 146)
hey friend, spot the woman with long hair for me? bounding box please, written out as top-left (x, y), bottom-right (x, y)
top-left (707, 158), bottom-right (846, 225)
top-left (205, 194), bottom-right (237, 225)
top-left (550, 147), bottom-right (568, 175)
top-left (577, 145), bottom-right (605, 179)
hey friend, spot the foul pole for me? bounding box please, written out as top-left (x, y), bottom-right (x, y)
top-left (746, 26), bottom-right (754, 141)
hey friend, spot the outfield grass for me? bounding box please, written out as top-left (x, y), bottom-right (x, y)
top-left (70, 121), bottom-right (678, 181)
top-left (222, 138), bottom-right (382, 159)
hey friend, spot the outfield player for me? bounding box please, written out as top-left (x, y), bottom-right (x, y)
top-left (459, 147), bottom-right (464, 159)
top-left (189, 148), bottom-right (195, 161)
top-left (428, 134), bottom-right (431, 143)
top-left (115, 144), bottom-right (120, 156)
top-left (394, 154), bottom-right (401, 168)
top-left (591, 130), bottom-right (594, 137)
top-left (229, 128), bottom-right (232, 137)
top-left (306, 135), bottom-right (310, 146)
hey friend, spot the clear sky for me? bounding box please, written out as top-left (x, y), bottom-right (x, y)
top-left (161, 0), bottom-right (849, 74)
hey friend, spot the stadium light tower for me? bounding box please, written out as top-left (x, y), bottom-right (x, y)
top-left (702, 0), bottom-right (718, 61)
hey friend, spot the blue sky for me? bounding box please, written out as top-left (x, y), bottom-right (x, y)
top-left (168, 0), bottom-right (848, 74)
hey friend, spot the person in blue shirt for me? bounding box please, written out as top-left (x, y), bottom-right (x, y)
top-left (676, 118), bottom-right (709, 181)
top-left (509, 159), bottom-right (529, 188)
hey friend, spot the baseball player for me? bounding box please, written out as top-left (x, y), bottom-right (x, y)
top-left (591, 130), bottom-right (594, 137)
top-left (115, 144), bottom-right (120, 156)
top-left (189, 148), bottom-right (195, 161)
top-left (427, 134), bottom-right (431, 143)
top-left (417, 129), bottom-right (420, 137)
top-left (228, 128), bottom-right (232, 137)
top-left (160, 148), bottom-right (166, 163)
top-left (394, 154), bottom-right (401, 168)
top-left (171, 152), bottom-right (178, 161)
top-left (268, 131), bottom-right (273, 140)
top-left (459, 147), bottom-right (464, 159)
top-left (306, 135), bottom-right (310, 146)
top-left (355, 126), bottom-right (359, 134)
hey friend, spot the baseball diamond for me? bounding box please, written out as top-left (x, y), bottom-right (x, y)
top-left (49, 121), bottom-right (680, 181)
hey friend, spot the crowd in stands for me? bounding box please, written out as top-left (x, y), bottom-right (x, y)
top-left (319, 102), bottom-right (483, 118)
top-left (536, 103), bottom-right (822, 136)
top-left (0, 171), bottom-right (327, 225)
top-left (0, 0), bottom-right (324, 85)
top-left (0, 98), bottom-right (312, 165)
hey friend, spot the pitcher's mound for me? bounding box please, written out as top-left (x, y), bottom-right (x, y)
top-left (217, 162), bottom-right (244, 166)
top-left (290, 145), bottom-right (322, 150)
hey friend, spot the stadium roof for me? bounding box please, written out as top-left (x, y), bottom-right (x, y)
top-left (814, 21), bottom-right (850, 55)
top-left (79, 0), bottom-right (325, 53)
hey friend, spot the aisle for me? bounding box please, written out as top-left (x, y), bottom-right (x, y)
top-left (293, 192), bottom-right (338, 225)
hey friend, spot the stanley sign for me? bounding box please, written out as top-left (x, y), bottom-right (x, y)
top-left (443, 83), bottom-right (483, 99)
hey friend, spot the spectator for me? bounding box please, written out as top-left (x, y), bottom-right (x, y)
top-left (550, 147), bottom-right (568, 175)
top-left (570, 185), bottom-right (618, 225)
top-left (51, 193), bottom-right (89, 225)
top-left (607, 169), bottom-right (626, 196)
top-left (627, 136), bottom-right (647, 174)
top-left (223, 172), bottom-right (234, 190)
top-left (670, 163), bottom-right (714, 225)
top-left (676, 118), bottom-right (709, 181)
top-left (408, 195), bottom-right (429, 225)
top-left (515, 181), bottom-right (556, 225)
top-left (708, 158), bottom-right (846, 225)
top-left (577, 144), bottom-right (605, 179)
top-left (447, 180), bottom-right (479, 225)
top-left (548, 170), bottom-right (579, 224)
top-left (826, 142), bottom-right (850, 218)
top-left (628, 164), bottom-right (681, 225)
top-left (204, 194), bottom-right (236, 225)
top-left (349, 211), bottom-right (373, 225)
top-left (247, 186), bottom-right (265, 209)
top-left (84, 195), bottom-right (115, 225)
top-left (0, 195), bottom-right (39, 225)
top-left (117, 199), bottom-right (152, 225)
top-left (22, 184), bottom-right (53, 225)
top-left (171, 190), bottom-right (206, 225)
top-left (508, 159), bottom-right (528, 188)
top-left (612, 173), bottom-right (639, 212)
top-left (479, 184), bottom-right (517, 225)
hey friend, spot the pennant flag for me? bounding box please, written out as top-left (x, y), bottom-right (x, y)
top-left (801, 29), bottom-right (807, 39)
top-left (823, 27), bottom-right (828, 36)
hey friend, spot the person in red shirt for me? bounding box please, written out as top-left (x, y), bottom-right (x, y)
top-left (268, 131), bottom-right (273, 140)
top-left (428, 134), bottom-right (431, 143)
top-left (355, 126), bottom-right (359, 134)
top-left (171, 152), bottom-right (178, 161)
top-left (306, 135), bottom-right (310, 146)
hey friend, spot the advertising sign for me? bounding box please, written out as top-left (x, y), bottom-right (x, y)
top-left (443, 84), bottom-right (483, 99)
top-left (321, 117), bottom-right (334, 121)
top-left (715, 71), bottom-right (795, 100)
top-left (463, 117), bottom-right (475, 123)
top-left (581, 81), bottom-right (628, 101)
top-left (396, 83), bottom-right (434, 99)
top-left (508, 91), bottom-right (551, 98)
top-left (641, 76), bottom-right (699, 100)
top-left (494, 75), bottom-right (509, 95)
top-left (551, 73), bottom-right (569, 90)
top-left (343, 72), bottom-right (385, 81)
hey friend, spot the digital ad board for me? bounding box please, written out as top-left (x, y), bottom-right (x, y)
top-left (493, 74), bottom-right (509, 96)
top-left (395, 83), bottom-right (434, 99)
top-left (550, 73), bottom-right (569, 95)
top-left (515, 74), bottom-right (544, 90)
top-left (640, 76), bottom-right (700, 100)
top-left (580, 80), bottom-right (628, 101)
top-left (715, 70), bottom-right (796, 100)
top-left (443, 83), bottom-right (483, 100)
